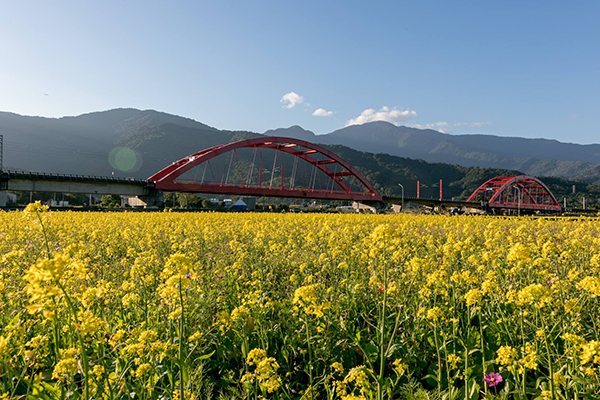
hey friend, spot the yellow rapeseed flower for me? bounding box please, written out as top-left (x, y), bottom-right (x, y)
top-left (24, 200), bottom-right (49, 214)
top-left (244, 348), bottom-right (281, 393)
top-left (0, 336), bottom-right (9, 359)
top-left (580, 341), bottom-right (600, 365)
top-left (579, 276), bottom-right (600, 297)
top-left (426, 307), bottom-right (443, 322)
top-left (496, 346), bottom-right (518, 367)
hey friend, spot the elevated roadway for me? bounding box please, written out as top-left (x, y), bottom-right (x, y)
top-left (383, 196), bottom-right (482, 209)
top-left (0, 170), bottom-right (161, 207)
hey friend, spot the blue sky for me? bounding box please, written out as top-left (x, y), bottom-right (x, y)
top-left (1, 1), bottom-right (598, 143)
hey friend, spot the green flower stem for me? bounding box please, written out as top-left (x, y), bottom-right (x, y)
top-left (378, 261), bottom-right (388, 400)
top-left (520, 311), bottom-right (526, 397)
top-left (179, 276), bottom-right (186, 400)
top-left (433, 324), bottom-right (442, 396)
top-left (57, 280), bottom-right (89, 400)
top-left (479, 308), bottom-right (487, 395)
top-left (304, 314), bottom-right (314, 400)
top-left (539, 311), bottom-right (555, 400)
top-left (34, 210), bottom-right (52, 259)
top-left (464, 306), bottom-right (469, 400)
top-left (384, 305), bottom-right (404, 360)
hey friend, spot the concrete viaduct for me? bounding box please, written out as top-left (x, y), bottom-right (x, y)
top-left (0, 170), bottom-right (162, 207)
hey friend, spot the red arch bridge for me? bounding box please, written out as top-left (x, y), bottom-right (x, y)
top-left (465, 175), bottom-right (561, 213)
top-left (1, 137), bottom-right (562, 213)
top-left (148, 136), bottom-right (381, 202)
top-left (397, 175), bottom-right (562, 214)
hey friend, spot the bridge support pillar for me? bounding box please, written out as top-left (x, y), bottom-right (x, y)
top-left (0, 191), bottom-right (6, 207)
top-left (354, 201), bottom-right (386, 213)
top-left (137, 189), bottom-right (164, 208)
top-left (353, 201), bottom-right (377, 213)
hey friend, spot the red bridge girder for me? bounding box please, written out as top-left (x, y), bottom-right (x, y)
top-left (467, 175), bottom-right (561, 212)
top-left (148, 136), bottom-right (383, 202)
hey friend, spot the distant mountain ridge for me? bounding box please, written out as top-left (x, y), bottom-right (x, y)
top-left (1, 109), bottom-right (600, 204)
top-left (263, 125), bottom-right (317, 142)
top-left (265, 122), bottom-right (600, 183)
top-left (0, 109), bottom-right (227, 177)
top-left (137, 117), bottom-right (600, 185)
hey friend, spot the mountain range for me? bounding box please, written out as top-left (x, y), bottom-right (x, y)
top-left (266, 123), bottom-right (600, 184)
top-left (1, 108), bottom-right (599, 202)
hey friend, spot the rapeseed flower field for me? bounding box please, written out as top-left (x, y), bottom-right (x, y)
top-left (1, 203), bottom-right (599, 399)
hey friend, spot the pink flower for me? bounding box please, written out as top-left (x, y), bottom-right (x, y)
top-left (483, 372), bottom-right (503, 387)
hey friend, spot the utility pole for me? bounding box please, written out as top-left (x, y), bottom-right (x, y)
top-left (439, 179), bottom-right (442, 201)
top-left (515, 185), bottom-right (522, 216)
top-left (398, 183), bottom-right (404, 210)
top-left (417, 181), bottom-right (420, 199)
top-left (0, 136), bottom-right (4, 208)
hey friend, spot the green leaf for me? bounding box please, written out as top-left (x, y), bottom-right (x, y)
top-left (197, 349), bottom-right (216, 360)
top-left (467, 378), bottom-right (480, 400)
top-left (385, 343), bottom-right (403, 358)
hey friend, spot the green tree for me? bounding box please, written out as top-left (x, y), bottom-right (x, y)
top-left (99, 195), bottom-right (121, 208)
top-left (201, 199), bottom-right (214, 209)
top-left (175, 193), bottom-right (200, 209)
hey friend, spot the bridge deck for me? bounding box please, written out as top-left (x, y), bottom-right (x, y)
top-left (1, 170), bottom-right (153, 196)
top-left (384, 196), bottom-right (482, 208)
top-left (1, 170), bottom-right (148, 185)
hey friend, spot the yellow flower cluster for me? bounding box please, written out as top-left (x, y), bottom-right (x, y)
top-left (579, 276), bottom-right (600, 297)
top-left (334, 365), bottom-right (373, 400)
top-left (0, 336), bottom-right (9, 360)
top-left (242, 348), bottom-right (281, 393)
top-left (426, 306), bottom-right (443, 322)
top-left (52, 348), bottom-right (79, 382)
top-left (514, 284), bottom-right (552, 308)
top-left (496, 343), bottom-right (538, 373)
top-left (24, 254), bottom-right (68, 314)
top-left (293, 283), bottom-right (330, 317)
top-left (580, 341), bottom-right (600, 365)
top-left (496, 345), bottom-right (518, 367)
top-left (23, 200), bottom-right (49, 215)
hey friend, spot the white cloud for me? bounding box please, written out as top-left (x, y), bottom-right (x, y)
top-left (345, 106), bottom-right (417, 126)
top-left (469, 121), bottom-right (491, 127)
top-left (408, 121), bottom-right (491, 133)
top-left (312, 108), bottom-right (334, 117)
top-left (408, 122), bottom-right (451, 132)
top-left (280, 92), bottom-right (304, 109)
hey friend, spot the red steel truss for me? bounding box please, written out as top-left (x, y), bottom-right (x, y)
top-left (148, 136), bottom-right (383, 201)
top-left (467, 175), bottom-right (561, 212)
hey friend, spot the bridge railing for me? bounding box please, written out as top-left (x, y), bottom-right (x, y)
top-left (1, 170), bottom-right (150, 185)
top-left (172, 179), bottom-right (373, 194)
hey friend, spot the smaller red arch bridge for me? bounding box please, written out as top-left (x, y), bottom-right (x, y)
top-left (467, 175), bottom-right (561, 213)
top-left (149, 136), bottom-right (383, 202)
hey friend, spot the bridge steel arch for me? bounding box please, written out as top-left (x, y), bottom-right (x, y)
top-left (148, 136), bottom-right (383, 202)
top-left (467, 175), bottom-right (561, 212)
